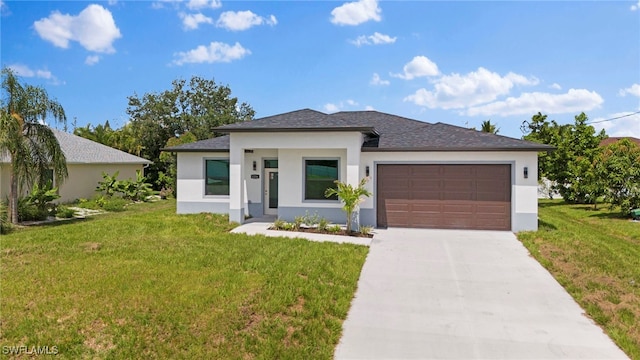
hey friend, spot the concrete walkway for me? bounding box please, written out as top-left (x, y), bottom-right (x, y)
top-left (334, 228), bottom-right (628, 359)
top-left (230, 218), bottom-right (372, 246)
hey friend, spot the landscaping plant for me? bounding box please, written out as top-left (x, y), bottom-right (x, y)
top-left (325, 177), bottom-right (372, 233)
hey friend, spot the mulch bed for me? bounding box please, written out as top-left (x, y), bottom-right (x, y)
top-left (268, 226), bottom-right (373, 238)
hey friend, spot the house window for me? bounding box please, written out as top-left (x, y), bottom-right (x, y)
top-left (305, 159), bottom-right (338, 200)
top-left (264, 159), bottom-right (278, 168)
top-left (205, 159), bottom-right (230, 196)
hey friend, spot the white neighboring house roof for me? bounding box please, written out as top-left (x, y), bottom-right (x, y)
top-left (0, 128), bottom-right (152, 165)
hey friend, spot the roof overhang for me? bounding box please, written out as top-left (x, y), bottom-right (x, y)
top-left (160, 148), bottom-right (229, 153)
top-left (362, 146), bottom-right (555, 152)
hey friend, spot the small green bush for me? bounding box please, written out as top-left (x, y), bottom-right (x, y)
top-left (302, 211), bottom-right (320, 227)
top-left (56, 206), bottom-right (76, 219)
top-left (317, 217), bottom-right (329, 231)
top-left (359, 225), bottom-right (374, 236)
top-left (0, 201), bottom-right (11, 234)
top-left (272, 218), bottom-right (286, 230)
top-left (18, 200), bottom-right (49, 221)
top-left (282, 223), bottom-right (295, 231)
top-left (328, 224), bottom-right (342, 233)
top-left (293, 215), bottom-right (304, 230)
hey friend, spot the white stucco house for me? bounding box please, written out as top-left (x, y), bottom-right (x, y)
top-left (0, 129), bottom-right (151, 203)
top-left (164, 109), bottom-right (552, 232)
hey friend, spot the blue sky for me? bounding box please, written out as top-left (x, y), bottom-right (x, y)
top-left (2, 0), bottom-right (639, 139)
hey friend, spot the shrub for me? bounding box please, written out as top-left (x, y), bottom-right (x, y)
top-left (272, 218), bottom-right (287, 230)
top-left (359, 225), bottom-right (374, 236)
top-left (328, 224), bottom-right (342, 233)
top-left (302, 211), bottom-right (320, 227)
top-left (317, 217), bottom-right (329, 232)
top-left (97, 171), bottom-right (156, 201)
top-left (17, 199), bottom-right (48, 221)
top-left (56, 206), bottom-right (76, 219)
top-left (96, 171), bottom-right (121, 197)
top-left (293, 215), bottom-right (304, 230)
top-left (282, 222), bottom-right (295, 231)
top-left (25, 181), bottom-right (60, 214)
top-left (0, 201), bottom-right (11, 234)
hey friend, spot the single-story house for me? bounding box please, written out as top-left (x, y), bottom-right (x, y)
top-left (0, 128), bottom-right (152, 203)
top-left (164, 109), bottom-right (552, 232)
top-left (599, 136), bottom-right (640, 147)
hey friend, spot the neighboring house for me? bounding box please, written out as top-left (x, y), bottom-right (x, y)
top-left (0, 129), bottom-right (151, 203)
top-left (164, 109), bottom-right (552, 232)
top-left (599, 137), bottom-right (640, 147)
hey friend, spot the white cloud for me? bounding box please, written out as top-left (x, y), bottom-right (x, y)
top-left (179, 12), bottom-right (213, 30)
top-left (186, 0), bottom-right (222, 10)
top-left (365, 105), bottom-right (375, 111)
top-left (323, 99), bottom-right (359, 113)
top-left (370, 73), bottom-right (390, 86)
top-left (350, 32), bottom-right (396, 46)
top-left (85, 55), bottom-right (100, 65)
top-left (404, 67), bottom-right (538, 109)
top-left (172, 41), bottom-right (250, 65)
top-left (33, 4), bottom-right (121, 53)
top-left (593, 112), bottom-right (640, 137)
top-left (331, 0), bottom-right (381, 26)
top-left (464, 89), bottom-right (604, 117)
top-left (216, 10), bottom-right (277, 31)
top-left (391, 55), bottom-right (439, 80)
top-left (324, 103), bottom-right (340, 113)
top-left (631, 0), bottom-right (640, 11)
top-left (550, 83), bottom-right (562, 90)
top-left (151, 0), bottom-right (182, 10)
top-left (8, 64), bottom-right (61, 84)
top-left (0, 0), bottom-right (9, 15)
top-left (618, 83), bottom-right (640, 97)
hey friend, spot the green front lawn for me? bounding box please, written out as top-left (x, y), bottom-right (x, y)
top-left (518, 200), bottom-right (640, 359)
top-left (0, 200), bottom-right (369, 359)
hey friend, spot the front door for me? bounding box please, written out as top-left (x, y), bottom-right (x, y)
top-left (264, 169), bottom-right (278, 215)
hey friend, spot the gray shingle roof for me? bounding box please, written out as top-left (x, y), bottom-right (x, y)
top-left (0, 129), bottom-right (152, 164)
top-left (214, 109), bottom-right (377, 134)
top-left (163, 109), bottom-right (553, 152)
top-left (163, 135), bottom-right (230, 152)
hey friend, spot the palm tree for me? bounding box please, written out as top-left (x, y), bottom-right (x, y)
top-left (1, 68), bottom-right (68, 223)
top-left (480, 120), bottom-right (499, 134)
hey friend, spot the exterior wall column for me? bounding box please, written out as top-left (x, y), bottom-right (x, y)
top-left (346, 141), bottom-right (361, 229)
top-left (229, 135), bottom-right (245, 223)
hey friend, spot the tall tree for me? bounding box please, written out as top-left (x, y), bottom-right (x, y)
top-left (522, 112), bottom-right (606, 203)
top-left (127, 76), bottom-right (254, 184)
top-left (1, 68), bottom-right (68, 223)
top-left (480, 120), bottom-right (499, 134)
top-left (594, 139), bottom-right (640, 214)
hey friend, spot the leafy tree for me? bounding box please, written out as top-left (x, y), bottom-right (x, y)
top-left (126, 76), bottom-right (254, 184)
top-left (522, 112), bottom-right (606, 203)
top-left (325, 178), bottom-right (372, 233)
top-left (158, 132), bottom-right (197, 196)
top-left (480, 120), bottom-right (499, 134)
top-left (74, 121), bottom-right (143, 156)
top-left (594, 139), bottom-right (640, 214)
top-left (1, 68), bottom-right (67, 223)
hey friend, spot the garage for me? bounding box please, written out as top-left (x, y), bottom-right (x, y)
top-left (376, 164), bottom-right (511, 230)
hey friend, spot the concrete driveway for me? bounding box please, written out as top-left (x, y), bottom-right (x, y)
top-left (334, 228), bottom-right (628, 359)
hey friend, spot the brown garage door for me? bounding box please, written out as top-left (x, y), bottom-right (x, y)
top-left (377, 164), bottom-right (511, 230)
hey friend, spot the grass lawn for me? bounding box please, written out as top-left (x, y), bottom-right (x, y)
top-left (0, 200), bottom-right (369, 359)
top-left (518, 200), bottom-right (640, 359)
